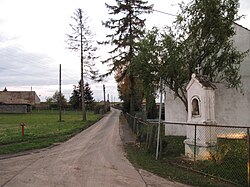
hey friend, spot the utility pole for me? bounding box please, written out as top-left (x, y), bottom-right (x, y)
top-left (103, 85), bottom-right (106, 111)
top-left (103, 85), bottom-right (106, 102)
top-left (156, 77), bottom-right (163, 160)
top-left (59, 64), bottom-right (62, 122)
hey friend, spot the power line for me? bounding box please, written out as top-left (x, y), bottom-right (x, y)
top-left (61, 69), bottom-right (79, 80)
top-left (153, 9), bottom-right (177, 17)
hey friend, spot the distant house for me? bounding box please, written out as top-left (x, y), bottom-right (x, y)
top-left (0, 90), bottom-right (40, 113)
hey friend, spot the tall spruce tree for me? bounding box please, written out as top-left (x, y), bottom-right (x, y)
top-left (66, 8), bottom-right (98, 121)
top-left (84, 82), bottom-right (94, 107)
top-left (69, 85), bottom-right (80, 110)
top-left (101, 0), bottom-right (153, 114)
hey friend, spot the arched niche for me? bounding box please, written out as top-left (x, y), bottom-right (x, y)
top-left (191, 96), bottom-right (200, 116)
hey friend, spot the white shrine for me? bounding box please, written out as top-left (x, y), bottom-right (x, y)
top-left (184, 73), bottom-right (217, 160)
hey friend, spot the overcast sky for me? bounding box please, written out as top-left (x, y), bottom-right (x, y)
top-left (0, 0), bottom-right (249, 102)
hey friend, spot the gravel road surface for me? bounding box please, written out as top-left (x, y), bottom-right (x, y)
top-left (0, 108), bottom-right (189, 187)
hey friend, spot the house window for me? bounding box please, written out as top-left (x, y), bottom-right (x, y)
top-left (192, 98), bottom-right (200, 116)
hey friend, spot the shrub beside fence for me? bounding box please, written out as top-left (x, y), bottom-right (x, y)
top-left (125, 112), bottom-right (249, 186)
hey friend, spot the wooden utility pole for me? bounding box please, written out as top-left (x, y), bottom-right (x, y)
top-left (103, 85), bottom-right (106, 102)
top-left (59, 64), bottom-right (62, 122)
top-left (103, 85), bottom-right (106, 111)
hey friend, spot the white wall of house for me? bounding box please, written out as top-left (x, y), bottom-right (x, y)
top-left (164, 87), bottom-right (187, 136)
top-left (214, 24), bottom-right (250, 126)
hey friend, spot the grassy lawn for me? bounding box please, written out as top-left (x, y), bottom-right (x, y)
top-left (0, 110), bottom-right (102, 155)
top-left (162, 136), bottom-right (247, 186)
top-left (125, 144), bottom-right (235, 187)
top-left (195, 138), bottom-right (248, 186)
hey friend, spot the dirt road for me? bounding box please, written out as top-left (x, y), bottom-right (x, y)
top-left (0, 108), bottom-right (188, 187)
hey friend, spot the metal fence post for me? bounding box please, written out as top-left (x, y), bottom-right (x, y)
top-left (194, 124), bottom-right (197, 164)
top-left (247, 128), bottom-right (250, 187)
top-left (156, 77), bottom-right (163, 160)
top-left (133, 116), bottom-right (136, 133)
top-left (146, 123), bottom-right (149, 148)
top-left (137, 119), bottom-right (139, 135)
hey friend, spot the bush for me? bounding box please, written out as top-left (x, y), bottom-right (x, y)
top-left (94, 102), bottom-right (110, 114)
top-left (86, 102), bottom-right (96, 111)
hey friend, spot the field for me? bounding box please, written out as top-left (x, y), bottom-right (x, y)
top-left (0, 110), bottom-right (102, 155)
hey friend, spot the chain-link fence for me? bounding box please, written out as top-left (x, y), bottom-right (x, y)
top-left (125, 113), bottom-right (249, 186)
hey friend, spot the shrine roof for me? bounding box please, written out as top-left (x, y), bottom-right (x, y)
top-left (195, 74), bottom-right (217, 89)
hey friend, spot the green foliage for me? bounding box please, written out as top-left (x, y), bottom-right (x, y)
top-left (117, 76), bottom-right (144, 113)
top-left (69, 81), bottom-right (95, 110)
top-left (101, 0), bottom-right (153, 71)
top-left (131, 27), bottom-right (162, 84)
top-left (166, 0), bottom-right (248, 109)
top-left (93, 102), bottom-right (110, 114)
top-left (208, 138), bottom-right (247, 166)
top-left (133, 0), bottom-right (249, 111)
top-left (162, 136), bottom-right (186, 158)
top-left (0, 110), bottom-right (102, 154)
top-left (145, 92), bottom-right (157, 119)
top-left (209, 144), bottom-right (229, 164)
top-left (69, 86), bottom-right (80, 109)
top-left (46, 91), bottom-right (67, 109)
top-left (131, 28), bottom-right (161, 117)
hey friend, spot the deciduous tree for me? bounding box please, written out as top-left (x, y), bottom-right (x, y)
top-left (46, 91), bottom-right (67, 109)
top-left (131, 28), bottom-right (161, 118)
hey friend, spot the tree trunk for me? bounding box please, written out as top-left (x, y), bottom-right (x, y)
top-left (128, 2), bottom-right (135, 116)
top-left (80, 17), bottom-right (86, 121)
top-left (81, 60), bottom-right (86, 121)
top-left (146, 92), bottom-right (157, 119)
top-left (129, 75), bottom-right (135, 115)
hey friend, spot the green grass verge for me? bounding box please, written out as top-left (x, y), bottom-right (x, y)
top-left (125, 144), bottom-right (235, 187)
top-left (161, 136), bottom-right (247, 186)
top-left (0, 110), bottom-right (102, 154)
top-left (195, 138), bottom-right (247, 186)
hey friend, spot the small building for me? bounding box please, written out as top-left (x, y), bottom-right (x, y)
top-left (0, 103), bottom-right (32, 114)
top-left (184, 74), bottom-right (217, 160)
top-left (0, 90), bottom-right (40, 113)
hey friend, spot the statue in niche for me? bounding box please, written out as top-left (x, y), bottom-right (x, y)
top-left (192, 98), bottom-right (199, 116)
